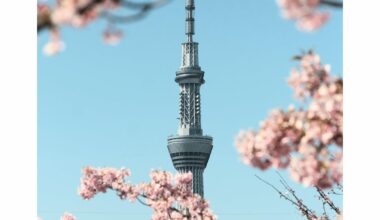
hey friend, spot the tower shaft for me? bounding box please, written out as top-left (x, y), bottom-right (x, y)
top-left (167, 0), bottom-right (213, 198)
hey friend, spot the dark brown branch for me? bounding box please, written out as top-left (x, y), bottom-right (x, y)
top-left (37, 7), bottom-right (54, 32)
top-left (38, 18), bottom-right (53, 33)
top-left (121, 0), bottom-right (170, 9)
top-left (168, 207), bottom-right (186, 220)
top-left (136, 196), bottom-right (150, 207)
top-left (320, 0), bottom-right (343, 8)
top-left (328, 184), bottom-right (343, 196)
top-left (76, 0), bottom-right (104, 15)
top-left (100, 8), bottom-right (149, 23)
top-left (276, 171), bottom-right (316, 218)
top-left (337, 183), bottom-right (343, 192)
top-left (316, 187), bottom-right (341, 214)
top-left (103, 0), bottom-right (171, 23)
top-left (255, 174), bottom-right (318, 220)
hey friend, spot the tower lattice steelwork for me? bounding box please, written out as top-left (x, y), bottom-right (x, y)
top-left (167, 0), bottom-right (213, 197)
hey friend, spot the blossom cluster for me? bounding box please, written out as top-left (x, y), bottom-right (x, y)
top-left (60, 213), bottom-right (76, 220)
top-left (235, 51), bottom-right (342, 189)
top-left (276, 0), bottom-right (330, 31)
top-left (38, 0), bottom-right (123, 55)
top-left (78, 167), bottom-right (216, 220)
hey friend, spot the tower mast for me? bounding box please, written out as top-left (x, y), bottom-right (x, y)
top-left (167, 0), bottom-right (213, 197)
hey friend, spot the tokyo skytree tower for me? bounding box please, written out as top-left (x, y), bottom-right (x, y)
top-left (167, 0), bottom-right (213, 197)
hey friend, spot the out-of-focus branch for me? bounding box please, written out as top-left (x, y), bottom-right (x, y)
top-left (38, 4), bottom-right (54, 32)
top-left (320, 0), bottom-right (343, 8)
top-left (103, 0), bottom-right (170, 23)
top-left (37, 0), bottom-right (171, 33)
top-left (38, 17), bottom-right (53, 33)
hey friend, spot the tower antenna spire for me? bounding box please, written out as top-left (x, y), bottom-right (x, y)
top-left (185, 0), bottom-right (195, 42)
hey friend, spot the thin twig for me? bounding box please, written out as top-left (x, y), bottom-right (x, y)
top-left (256, 174), bottom-right (318, 220)
top-left (316, 187), bottom-right (341, 214)
top-left (320, 0), bottom-right (343, 8)
top-left (322, 201), bottom-right (330, 220)
top-left (337, 183), bottom-right (343, 192)
top-left (276, 171), bottom-right (317, 219)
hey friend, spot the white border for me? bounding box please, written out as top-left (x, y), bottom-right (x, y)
top-left (344, 0), bottom-right (380, 219)
top-left (0, 1), bottom-right (36, 220)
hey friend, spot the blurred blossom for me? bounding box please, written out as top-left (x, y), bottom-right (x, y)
top-left (235, 51), bottom-right (342, 189)
top-left (38, 3), bottom-right (50, 14)
top-left (277, 0), bottom-right (330, 31)
top-left (43, 29), bottom-right (65, 56)
top-left (60, 212), bottom-right (76, 220)
top-left (38, 0), bottom-right (124, 54)
top-left (336, 214), bottom-right (343, 220)
top-left (103, 28), bottom-right (123, 45)
top-left (297, 12), bottom-right (330, 32)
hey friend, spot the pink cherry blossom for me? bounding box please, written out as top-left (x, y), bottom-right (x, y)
top-left (60, 212), bottom-right (76, 220)
top-left (277, 0), bottom-right (330, 31)
top-left (43, 29), bottom-right (65, 56)
top-left (50, 0), bottom-right (76, 25)
top-left (236, 51), bottom-right (342, 189)
top-left (289, 150), bottom-right (341, 188)
top-left (49, 0), bottom-right (111, 26)
top-left (103, 28), bottom-right (123, 45)
top-left (78, 167), bottom-right (217, 219)
top-left (297, 12), bottom-right (330, 31)
top-left (38, 0), bottom-right (125, 54)
top-left (43, 40), bottom-right (65, 56)
top-left (38, 3), bottom-right (50, 15)
top-left (277, 0), bottom-right (320, 19)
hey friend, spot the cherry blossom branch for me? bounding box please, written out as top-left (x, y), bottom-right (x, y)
top-left (256, 171), bottom-right (342, 220)
top-left (316, 187), bottom-right (341, 214)
top-left (101, 0), bottom-right (171, 23)
top-left (236, 50), bottom-right (343, 189)
top-left (141, 198), bottom-right (184, 220)
top-left (38, 0), bottom-right (173, 54)
top-left (78, 167), bottom-right (216, 219)
top-left (255, 174), bottom-right (318, 220)
top-left (320, 0), bottom-right (343, 8)
top-left (138, 193), bottom-right (184, 219)
top-left (321, 203), bottom-right (330, 220)
top-left (37, 0), bottom-right (171, 33)
top-left (327, 184), bottom-right (343, 196)
top-left (336, 183), bottom-right (343, 192)
top-left (136, 195), bottom-right (150, 207)
top-left (276, 172), bottom-right (320, 220)
top-left (276, 0), bottom-right (342, 31)
top-left (277, 173), bottom-right (307, 208)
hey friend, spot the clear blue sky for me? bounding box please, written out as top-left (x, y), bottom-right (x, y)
top-left (37, 0), bottom-right (342, 219)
